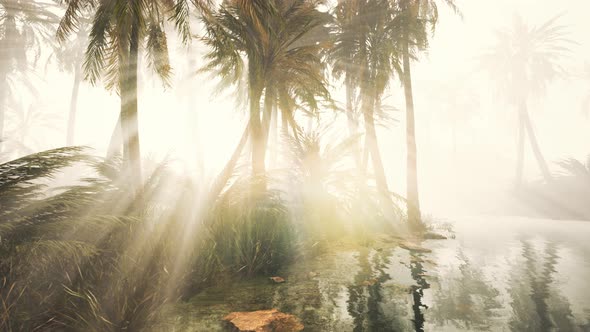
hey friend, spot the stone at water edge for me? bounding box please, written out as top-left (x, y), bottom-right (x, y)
top-left (269, 276), bottom-right (285, 283)
top-left (399, 240), bottom-right (432, 253)
top-left (423, 232), bottom-right (447, 240)
top-left (361, 278), bottom-right (378, 286)
top-left (223, 309), bottom-right (304, 332)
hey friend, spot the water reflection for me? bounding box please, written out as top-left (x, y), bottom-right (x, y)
top-left (430, 250), bottom-right (502, 330)
top-left (508, 240), bottom-right (578, 332)
top-left (409, 251), bottom-right (430, 332)
top-left (347, 248), bottom-right (403, 332)
top-left (158, 218), bottom-right (590, 332)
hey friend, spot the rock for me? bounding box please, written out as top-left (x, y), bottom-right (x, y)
top-left (399, 241), bottom-right (432, 253)
top-left (423, 232), bottom-right (447, 240)
top-left (269, 276), bottom-right (285, 283)
top-left (223, 309), bottom-right (304, 332)
top-left (361, 278), bottom-right (378, 286)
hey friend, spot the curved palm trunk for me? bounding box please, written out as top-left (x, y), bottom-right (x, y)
top-left (402, 39), bottom-right (423, 231)
top-left (520, 100), bottom-right (552, 183)
top-left (66, 65), bottom-right (82, 146)
top-left (121, 20), bottom-right (142, 193)
top-left (210, 123), bottom-right (250, 200)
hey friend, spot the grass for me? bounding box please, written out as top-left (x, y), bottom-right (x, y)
top-left (0, 144), bottom-right (409, 331)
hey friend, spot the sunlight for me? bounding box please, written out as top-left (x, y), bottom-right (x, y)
top-left (2, 0), bottom-right (590, 330)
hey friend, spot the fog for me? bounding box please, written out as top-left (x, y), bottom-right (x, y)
top-left (2, 0), bottom-right (590, 330)
top-left (3, 0), bottom-right (589, 218)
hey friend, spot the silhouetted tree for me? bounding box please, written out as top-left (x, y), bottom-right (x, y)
top-left (480, 15), bottom-right (572, 187)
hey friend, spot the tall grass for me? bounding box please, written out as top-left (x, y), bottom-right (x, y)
top-left (0, 139), bottom-right (407, 330)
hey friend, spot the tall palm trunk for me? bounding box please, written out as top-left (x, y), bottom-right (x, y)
top-left (120, 20), bottom-right (142, 192)
top-left (210, 123), bottom-right (250, 200)
top-left (360, 41), bottom-right (389, 198)
top-left (66, 64), bottom-right (82, 146)
top-left (402, 37), bottom-right (423, 231)
top-left (262, 86), bottom-right (274, 154)
top-left (520, 100), bottom-right (552, 183)
top-left (363, 93), bottom-right (389, 197)
top-left (346, 73), bottom-right (361, 170)
top-left (249, 80), bottom-right (265, 177)
top-left (281, 108), bottom-right (289, 137)
top-left (106, 114), bottom-right (122, 159)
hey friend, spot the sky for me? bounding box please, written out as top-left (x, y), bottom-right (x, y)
top-left (4, 0), bottom-right (590, 217)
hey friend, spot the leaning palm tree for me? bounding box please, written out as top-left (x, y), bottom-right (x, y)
top-left (480, 14), bottom-right (572, 187)
top-left (393, 0), bottom-right (459, 231)
top-left (201, 0), bottom-right (330, 189)
top-left (0, 0), bottom-right (58, 152)
top-left (57, 0), bottom-right (211, 194)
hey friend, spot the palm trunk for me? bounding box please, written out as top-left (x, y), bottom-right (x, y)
top-left (402, 37), bottom-right (423, 231)
top-left (249, 82), bottom-right (265, 177)
top-left (210, 123), bottom-right (250, 200)
top-left (66, 65), bottom-right (82, 146)
top-left (121, 20), bottom-right (142, 192)
top-left (346, 73), bottom-right (361, 170)
top-left (287, 111), bottom-right (302, 151)
top-left (281, 109), bottom-right (289, 137)
top-left (363, 92), bottom-right (389, 197)
top-left (262, 87), bottom-right (274, 155)
top-left (520, 100), bottom-right (552, 183)
top-left (270, 101), bottom-right (278, 167)
top-left (106, 114), bottom-right (122, 159)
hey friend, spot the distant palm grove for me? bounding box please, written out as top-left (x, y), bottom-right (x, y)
top-left (0, 0), bottom-right (587, 331)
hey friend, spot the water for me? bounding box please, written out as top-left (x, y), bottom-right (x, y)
top-left (157, 217), bottom-right (590, 331)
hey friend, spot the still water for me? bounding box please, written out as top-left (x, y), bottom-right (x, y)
top-left (159, 217), bottom-right (590, 331)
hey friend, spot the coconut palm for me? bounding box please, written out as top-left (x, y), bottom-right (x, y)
top-left (480, 14), bottom-right (572, 187)
top-left (329, 0), bottom-right (402, 213)
top-left (57, 0), bottom-right (211, 194)
top-left (201, 0), bottom-right (331, 185)
top-left (393, 0), bottom-right (459, 231)
top-left (49, 11), bottom-right (90, 146)
top-left (0, 0), bottom-right (58, 152)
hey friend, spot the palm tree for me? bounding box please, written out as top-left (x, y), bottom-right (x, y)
top-left (57, 0), bottom-right (210, 193)
top-left (0, 0), bottom-right (58, 152)
top-left (201, 0), bottom-right (330, 183)
top-left (394, 0), bottom-right (459, 231)
top-left (330, 0), bottom-right (401, 207)
top-left (480, 15), bottom-right (571, 187)
top-left (50, 11), bottom-right (90, 146)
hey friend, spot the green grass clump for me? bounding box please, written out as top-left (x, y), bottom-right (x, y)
top-left (198, 177), bottom-right (295, 280)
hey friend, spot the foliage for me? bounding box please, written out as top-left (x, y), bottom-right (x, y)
top-left (198, 177), bottom-right (295, 279)
top-left (517, 155), bottom-right (590, 220)
top-left (479, 14), bottom-right (573, 104)
top-left (0, 148), bottom-right (203, 331)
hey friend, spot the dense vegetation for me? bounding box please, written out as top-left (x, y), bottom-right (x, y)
top-left (0, 0), bottom-right (586, 330)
